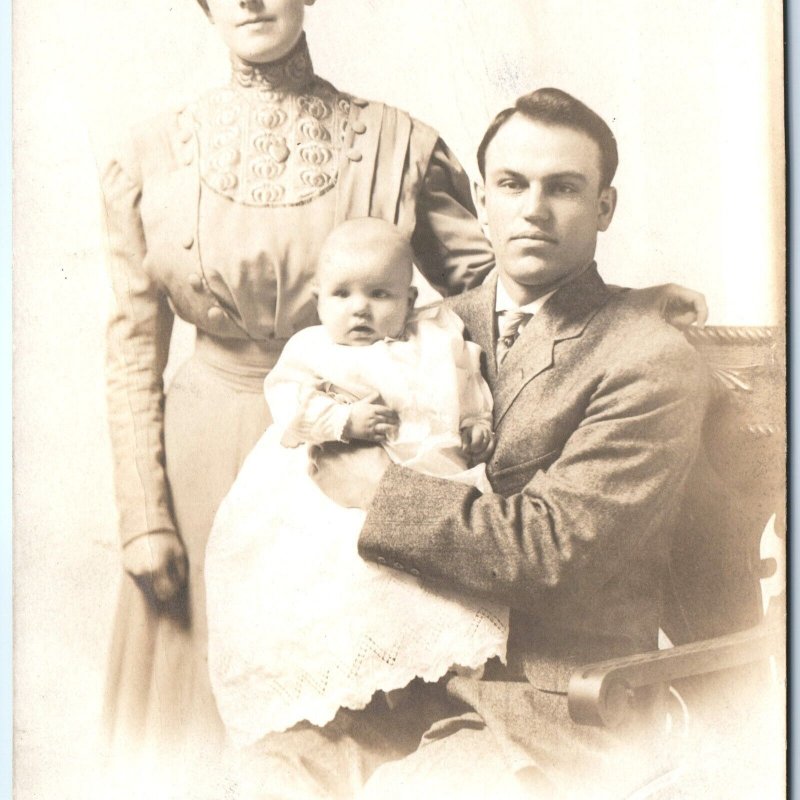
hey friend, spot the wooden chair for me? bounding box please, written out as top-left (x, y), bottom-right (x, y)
top-left (567, 325), bottom-right (786, 797)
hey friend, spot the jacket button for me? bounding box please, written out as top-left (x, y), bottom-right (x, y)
top-left (182, 235), bottom-right (194, 249)
top-left (393, 562), bottom-right (404, 571)
top-left (351, 120), bottom-right (366, 134)
top-left (376, 557), bottom-right (387, 565)
top-left (410, 568), bottom-right (420, 577)
top-left (351, 97), bottom-right (368, 108)
top-left (346, 149), bottom-right (362, 162)
top-left (207, 306), bottom-right (225, 322)
top-left (188, 273), bottom-right (203, 290)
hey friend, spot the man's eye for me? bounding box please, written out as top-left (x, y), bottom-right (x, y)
top-left (498, 179), bottom-right (522, 191)
top-left (553, 183), bottom-right (578, 195)
top-left (371, 290), bottom-right (390, 299)
top-left (332, 289), bottom-right (348, 298)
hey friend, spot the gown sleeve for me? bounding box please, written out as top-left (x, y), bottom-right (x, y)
top-left (432, 306), bottom-right (493, 430)
top-left (411, 138), bottom-right (496, 296)
top-left (263, 332), bottom-right (353, 447)
top-left (458, 339), bottom-right (494, 431)
top-left (101, 137), bottom-right (177, 546)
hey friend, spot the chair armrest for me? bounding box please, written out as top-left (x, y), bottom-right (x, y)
top-left (567, 617), bottom-right (783, 728)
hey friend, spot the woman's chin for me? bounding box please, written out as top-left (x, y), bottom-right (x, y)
top-left (229, 31), bottom-right (303, 65)
top-left (233, 47), bottom-right (286, 65)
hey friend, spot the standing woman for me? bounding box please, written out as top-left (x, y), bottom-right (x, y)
top-left (101, 0), bottom-right (494, 773)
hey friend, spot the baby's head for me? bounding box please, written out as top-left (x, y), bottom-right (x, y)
top-left (315, 218), bottom-right (418, 346)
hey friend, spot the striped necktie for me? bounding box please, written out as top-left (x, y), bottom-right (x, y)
top-left (496, 310), bottom-right (533, 365)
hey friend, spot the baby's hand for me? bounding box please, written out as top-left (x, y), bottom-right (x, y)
top-left (460, 422), bottom-right (495, 462)
top-left (344, 393), bottom-right (399, 443)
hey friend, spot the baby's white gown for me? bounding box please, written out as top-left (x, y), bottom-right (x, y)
top-left (205, 306), bottom-right (509, 746)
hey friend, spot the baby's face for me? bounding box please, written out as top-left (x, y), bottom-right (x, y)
top-left (316, 251), bottom-right (415, 346)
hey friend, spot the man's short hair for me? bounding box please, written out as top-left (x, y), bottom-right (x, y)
top-left (476, 88), bottom-right (619, 189)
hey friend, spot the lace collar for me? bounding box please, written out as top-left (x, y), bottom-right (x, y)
top-left (230, 33), bottom-right (315, 92)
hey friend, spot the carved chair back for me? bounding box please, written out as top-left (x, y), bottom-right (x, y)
top-left (663, 325), bottom-right (785, 646)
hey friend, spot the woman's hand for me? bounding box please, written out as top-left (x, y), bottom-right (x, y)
top-left (628, 283), bottom-right (709, 329)
top-left (123, 530), bottom-right (188, 607)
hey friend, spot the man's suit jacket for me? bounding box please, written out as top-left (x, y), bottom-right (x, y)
top-left (360, 265), bottom-right (711, 693)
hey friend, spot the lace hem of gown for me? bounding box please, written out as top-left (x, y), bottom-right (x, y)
top-left (205, 427), bottom-right (508, 747)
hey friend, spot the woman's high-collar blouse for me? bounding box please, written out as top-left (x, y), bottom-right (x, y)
top-left (101, 35), bottom-right (496, 543)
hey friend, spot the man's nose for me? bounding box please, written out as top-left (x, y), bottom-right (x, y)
top-left (521, 185), bottom-right (550, 223)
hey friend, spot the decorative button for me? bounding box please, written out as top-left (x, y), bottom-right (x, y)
top-left (180, 130), bottom-right (193, 144)
top-left (410, 568), bottom-right (420, 577)
top-left (188, 273), bottom-right (203, 290)
top-left (351, 120), bottom-right (366, 134)
top-left (376, 557), bottom-right (387, 566)
top-left (182, 153), bottom-right (194, 166)
top-left (393, 562), bottom-right (404, 571)
top-left (351, 97), bottom-right (369, 108)
top-left (269, 141), bottom-right (290, 163)
top-left (346, 149), bottom-right (362, 163)
top-left (207, 306), bottom-right (225, 322)
top-left (182, 235), bottom-right (194, 249)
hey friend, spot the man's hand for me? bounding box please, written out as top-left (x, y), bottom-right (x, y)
top-left (122, 530), bottom-right (188, 607)
top-left (344, 393), bottom-right (399, 442)
top-left (628, 283), bottom-right (708, 329)
top-left (460, 422), bottom-right (495, 463)
top-left (309, 441), bottom-right (391, 508)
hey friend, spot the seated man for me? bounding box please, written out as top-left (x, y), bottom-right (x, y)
top-left (314, 88), bottom-right (711, 798)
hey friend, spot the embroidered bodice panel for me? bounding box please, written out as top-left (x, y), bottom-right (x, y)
top-left (192, 36), bottom-right (351, 207)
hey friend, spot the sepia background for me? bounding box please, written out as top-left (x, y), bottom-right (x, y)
top-left (13, 1), bottom-right (784, 797)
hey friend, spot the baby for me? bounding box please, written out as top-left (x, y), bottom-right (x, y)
top-left (204, 219), bottom-right (509, 747)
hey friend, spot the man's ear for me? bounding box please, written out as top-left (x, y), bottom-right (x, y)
top-left (475, 182), bottom-right (489, 228)
top-left (408, 285), bottom-right (419, 308)
top-left (597, 186), bottom-right (617, 232)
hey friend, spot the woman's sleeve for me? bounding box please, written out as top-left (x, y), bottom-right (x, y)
top-left (101, 141), bottom-right (176, 546)
top-left (411, 138), bottom-right (496, 296)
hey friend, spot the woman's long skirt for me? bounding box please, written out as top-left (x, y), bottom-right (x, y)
top-left (102, 334), bottom-right (274, 794)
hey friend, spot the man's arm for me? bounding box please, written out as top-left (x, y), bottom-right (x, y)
top-left (358, 340), bottom-right (710, 611)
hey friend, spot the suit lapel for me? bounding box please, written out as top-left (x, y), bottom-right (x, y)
top-left (493, 265), bottom-right (614, 425)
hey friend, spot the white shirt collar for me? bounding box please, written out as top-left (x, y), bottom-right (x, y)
top-left (494, 277), bottom-right (558, 316)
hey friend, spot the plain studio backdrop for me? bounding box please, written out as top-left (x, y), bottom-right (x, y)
top-left (13, 1), bottom-right (784, 798)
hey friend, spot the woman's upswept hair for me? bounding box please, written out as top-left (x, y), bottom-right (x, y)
top-left (476, 88), bottom-right (618, 189)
